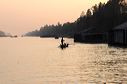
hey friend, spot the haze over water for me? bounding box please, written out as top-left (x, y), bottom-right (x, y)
top-left (0, 37), bottom-right (127, 84)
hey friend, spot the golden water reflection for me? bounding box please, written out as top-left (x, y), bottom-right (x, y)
top-left (0, 37), bottom-right (126, 84)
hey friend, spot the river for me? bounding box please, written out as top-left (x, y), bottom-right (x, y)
top-left (0, 37), bottom-right (127, 84)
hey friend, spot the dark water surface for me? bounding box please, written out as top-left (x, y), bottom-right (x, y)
top-left (0, 37), bottom-right (127, 84)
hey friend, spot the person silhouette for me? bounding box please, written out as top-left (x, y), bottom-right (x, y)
top-left (61, 37), bottom-right (64, 46)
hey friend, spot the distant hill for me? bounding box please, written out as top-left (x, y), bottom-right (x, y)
top-left (0, 31), bottom-right (6, 37)
top-left (0, 31), bottom-right (10, 37)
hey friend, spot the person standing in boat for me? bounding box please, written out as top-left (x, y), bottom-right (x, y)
top-left (61, 37), bottom-right (64, 46)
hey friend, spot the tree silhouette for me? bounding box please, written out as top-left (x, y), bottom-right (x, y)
top-left (25, 0), bottom-right (127, 37)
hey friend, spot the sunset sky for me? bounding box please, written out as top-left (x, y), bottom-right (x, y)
top-left (0, 0), bottom-right (107, 35)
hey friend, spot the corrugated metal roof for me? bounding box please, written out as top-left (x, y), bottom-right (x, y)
top-left (114, 22), bottom-right (127, 30)
top-left (80, 27), bottom-right (94, 33)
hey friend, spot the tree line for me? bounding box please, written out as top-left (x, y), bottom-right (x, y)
top-left (25, 22), bottom-right (77, 38)
top-left (25, 0), bottom-right (127, 37)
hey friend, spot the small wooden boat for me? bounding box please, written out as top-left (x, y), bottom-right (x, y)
top-left (60, 43), bottom-right (69, 49)
top-left (10, 35), bottom-right (18, 38)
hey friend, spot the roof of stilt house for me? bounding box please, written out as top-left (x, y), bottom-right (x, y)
top-left (114, 22), bottom-right (127, 30)
top-left (79, 27), bottom-right (108, 35)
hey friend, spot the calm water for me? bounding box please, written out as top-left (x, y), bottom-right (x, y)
top-left (0, 37), bottom-right (127, 84)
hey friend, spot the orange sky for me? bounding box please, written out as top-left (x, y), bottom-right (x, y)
top-left (0, 0), bottom-right (107, 35)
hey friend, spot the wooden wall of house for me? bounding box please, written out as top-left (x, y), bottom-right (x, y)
top-left (114, 30), bottom-right (124, 44)
top-left (82, 34), bottom-right (106, 43)
top-left (125, 30), bottom-right (127, 45)
top-left (108, 29), bottom-right (127, 46)
top-left (74, 34), bottom-right (83, 42)
top-left (108, 31), bottom-right (114, 44)
top-left (74, 33), bottom-right (107, 43)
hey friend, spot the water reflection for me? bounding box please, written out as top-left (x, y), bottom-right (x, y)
top-left (79, 44), bottom-right (127, 84)
top-left (0, 38), bottom-right (127, 84)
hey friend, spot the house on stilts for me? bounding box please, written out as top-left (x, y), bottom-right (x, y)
top-left (74, 27), bottom-right (108, 43)
top-left (108, 22), bottom-right (127, 46)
